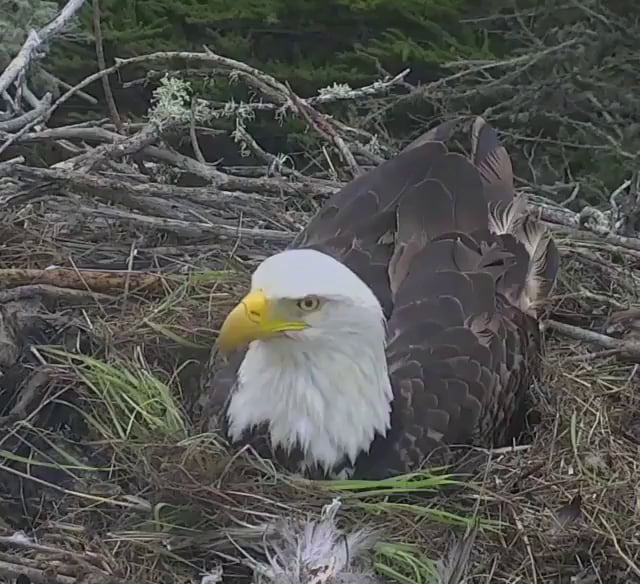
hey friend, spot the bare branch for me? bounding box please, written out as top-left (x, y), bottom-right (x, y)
top-left (0, 0), bottom-right (87, 95)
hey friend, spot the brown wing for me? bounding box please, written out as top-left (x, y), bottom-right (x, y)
top-left (353, 119), bottom-right (559, 477)
top-left (199, 117), bottom-right (560, 477)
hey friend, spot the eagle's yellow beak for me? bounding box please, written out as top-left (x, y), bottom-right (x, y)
top-left (217, 289), bottom-right (308, 353)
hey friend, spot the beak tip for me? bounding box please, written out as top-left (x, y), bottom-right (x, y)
top-left (216, 289), bottom-right (270, 353)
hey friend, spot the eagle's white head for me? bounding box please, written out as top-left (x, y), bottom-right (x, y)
top-left (216, 248), bottom-right (393, 475)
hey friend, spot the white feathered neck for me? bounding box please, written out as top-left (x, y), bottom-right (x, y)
top-left (225, 249), bottom-right (393, 475)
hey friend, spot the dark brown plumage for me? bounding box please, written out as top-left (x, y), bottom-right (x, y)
top-left (199, 117), bottom-right (560, 479)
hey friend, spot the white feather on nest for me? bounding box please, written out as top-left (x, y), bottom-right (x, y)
top-left (251, 498), bottom-right (382, 584)
top-left (200, 498), bottom-right (476, 584)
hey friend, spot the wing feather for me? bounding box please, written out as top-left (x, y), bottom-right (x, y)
top-left (471, 116), bottom-right (514, 206)
top-left (353, 117), bottom-right (559, 478)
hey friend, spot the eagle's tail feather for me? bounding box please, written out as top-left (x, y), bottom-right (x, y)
top-left (471, 116), bottom-right (560, 317)
top-left (514, 215), bottom-right (560, 316)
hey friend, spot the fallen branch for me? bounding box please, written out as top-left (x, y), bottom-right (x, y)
top-left (0, 268), bottom-right (171, 294)
top-left (546, 320), bottom-right (640, 362)
top-left (0, 284), bottom-right (114, 304)
top-left (0, 558), bottom-right (77, 584)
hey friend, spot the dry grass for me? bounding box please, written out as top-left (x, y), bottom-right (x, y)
top-left (0, 202), bottom-right (639, 584)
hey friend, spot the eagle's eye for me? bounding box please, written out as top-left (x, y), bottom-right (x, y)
top-left (297, 295), bottom-right (320, 312)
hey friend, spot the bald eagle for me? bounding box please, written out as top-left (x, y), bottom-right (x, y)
top-left (199, 117), bottom-right (560, 480)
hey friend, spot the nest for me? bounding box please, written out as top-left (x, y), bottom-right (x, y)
top-left (2, 1), bottom-right (640, 582)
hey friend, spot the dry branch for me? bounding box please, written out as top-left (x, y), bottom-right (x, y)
top-left (0, 267), bottom-right (170, 294)
top-left (547, 320), bottom-right (640, 362)
top-left (0, 0), bottom-right (87, 99)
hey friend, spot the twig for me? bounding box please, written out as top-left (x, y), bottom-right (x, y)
top-left (601, 518), bottom-right (640, 578)
top-left (547, 320), bottom-right (640, 361)
top-left (56, 122), bottom-right (172, 171)
top-left (0, 94), bottom-right (52, 132)
top-left (92, 0), bottom-right (123, 133)
top-left (190, 98), bottom-right (206, 164)
top-left (0, 156), bottom-right (25, 172)
top-left (40, 69), bottom-right (98, 104)
top-left (0, 31), bottom-right (41, 96)
top-left (91, 206), bottom-right (294, 242)
top-left (287, 86), bottom-right (361, 178)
